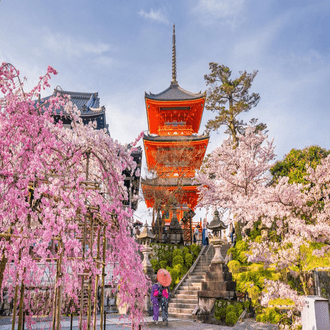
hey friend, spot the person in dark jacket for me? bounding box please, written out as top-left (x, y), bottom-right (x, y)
top-left (161, 286), bottom-right (171, 326)
top-left (150, 281), bottom-right (161, 324)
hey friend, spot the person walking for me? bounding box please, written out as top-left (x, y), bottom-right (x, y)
top-left (193, 225), bottom-right (199, 244)
top-left (161, 286), bottom-right (171, 326)
top-left (202, 219), bottom-right (209, 245)
top-left (204, 225), bottom-right (209, 245)
top-left (150, 280), bottom-right (161, 324)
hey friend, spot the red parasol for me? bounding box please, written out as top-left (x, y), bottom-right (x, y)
top-left (157, 268), bottom-right (172, 287)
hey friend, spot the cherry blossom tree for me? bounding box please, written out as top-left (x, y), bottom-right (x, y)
top-left (197, 128), bottom-right (330, 328)
top-left (196, 127), bottom-right (276, 222)
top-left (0, 63), bottom-right (148, 329)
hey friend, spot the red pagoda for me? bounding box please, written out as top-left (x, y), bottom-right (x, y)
top-left (142, 25), bottom-right (209, 241)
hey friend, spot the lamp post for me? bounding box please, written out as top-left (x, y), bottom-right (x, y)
top-left (207, 210), bottom-right (228, 264)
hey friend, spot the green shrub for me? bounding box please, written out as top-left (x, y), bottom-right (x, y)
top-left (257, 307), bottom-right (281, 324)
top-left (191, 244), bottom-right (201, 257)
top-left (227, 247), bottom-right (237, 259)
top-left (247, 286), bottom-right (260, 304)
top-left (238, 251), bottom-right (248, 264)
top-left (150, 259), bottom-right (159, 272)
top-left (160, 260), bottom-right (168, 269)
top-left (235, 302), bottom-right (244, 317)
top-left (243, 300), bottom-right (250, 309)
top-left (226, 304), bottom-right (236, 315)
top-left (227, 260), bottom-right (241, 274)
top-left (173, 248), bottom-right (182, 258)
top-left (226, 311), bottom-right (238, 325)
top-left (235, 240), bottom-right (248, 253)
top-left (185, 253), bottom-right (193, 268)
top-left (182, 246), bottom-right (189, 256)
top-left (173, 255), bottom-right (184, 266)
top-left (174, 264), bottom-right (183, 275)
top-left (169, 268), bottom-right (178, 283)
top-left (214, 299), bottom-right (228, 322)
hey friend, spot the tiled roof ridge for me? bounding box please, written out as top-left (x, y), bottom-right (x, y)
top-left (143, 133), bottom-right (209, 142)
top-left (54, 89), bottom-right (98, 98)
top-left (145, 83), bottom-right (205, 101)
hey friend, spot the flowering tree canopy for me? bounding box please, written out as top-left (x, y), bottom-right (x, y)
top-left (197, 128), bottom-right (330, 328)
top-left (0, 63), bottom-right (148, 329)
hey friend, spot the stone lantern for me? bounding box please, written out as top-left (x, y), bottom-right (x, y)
top-left (207, 210), bottom-right (228, 264)
top-left (137, 221), bottom-right (155, 273)
top-left (198, 211), bottom-right (235, 320)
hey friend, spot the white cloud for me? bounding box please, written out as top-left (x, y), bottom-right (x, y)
top-left (192, 0), bottom-right (246, 26)
top-left (138, 8), bottom-right (169, 24)
top-left (43, 33), bottom-right (112, 58)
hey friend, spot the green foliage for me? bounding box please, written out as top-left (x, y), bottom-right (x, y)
top-left (226, 311), bottom-right (238, 326)
top-left (243, 300), bottom-right (250, 309)
top-left (151, 244), bottom-right (201, 291)
top-left (150, 259), bottom-right (159, 272)
top-left (185, 253), bottom-right (193, 268)
top-left (238, 251), bottom-right (248, 264)
top-left (214, 299), bottom-right (244, 325)
top-left (204, 62), bottom-right (262, 144)
top-left (159, 260), bottom-right (168, 269)
top-left (270, 146), bottom-right (330, 184)
top-left (256, 307), bottom-right (281, 324)
top-left (226, 304), bottom-right (236, 315)
top-left (214, 299), bottom-right (228, 321)
top-left (172, 255), bottom-right (184, 266)
top-left (269, 298), bottom-right (295, 307)
top-left (227, 260), bottom-right (241, 274)
top-left (169, 268), bottom-right (178, 283)
top-left (172, 248), bottom-right (182, 258)
top-left (191, 244), bottom-right (201, 257)
top-left (182, 246), bottom-right (189, 256)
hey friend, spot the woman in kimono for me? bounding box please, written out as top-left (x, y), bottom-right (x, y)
top-left (161, 286), bottom-right (171, 326)
top-left (150, 281), bottom-right (161, 324)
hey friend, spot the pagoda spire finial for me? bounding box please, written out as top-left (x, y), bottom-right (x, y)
top-left (171, 23), bottom-right (178, 85)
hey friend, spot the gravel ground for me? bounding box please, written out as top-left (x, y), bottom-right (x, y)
top-left (0, 315), bottom-right (279, 330)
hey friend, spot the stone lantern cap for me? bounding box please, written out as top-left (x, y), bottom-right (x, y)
top-left (207, 210), bottom-right (228, 231)
top-left (137, 221), bottom-right (155, 240)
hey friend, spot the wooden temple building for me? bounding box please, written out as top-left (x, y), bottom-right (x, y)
top-left (41, 88), bottom-right (142, 211)
top-left (142, 25), bottom-right (209, 243)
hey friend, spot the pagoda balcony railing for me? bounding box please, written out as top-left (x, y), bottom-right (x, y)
top-left (158, 125), bottom-right (193, 136)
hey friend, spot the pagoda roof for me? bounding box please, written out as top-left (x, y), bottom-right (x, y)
top-left (145, 83), bottom-right (205, 101)
top-left (143, 133), bottom-right (209, 142)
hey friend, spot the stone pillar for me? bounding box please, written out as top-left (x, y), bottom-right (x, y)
top-left (197, 240), bottom-right (235, 322)
top-left (210, 237), bottom-right (225, 264)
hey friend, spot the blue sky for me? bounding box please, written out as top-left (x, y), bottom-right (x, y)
top-left (1, 0), bottom-right (330, 222)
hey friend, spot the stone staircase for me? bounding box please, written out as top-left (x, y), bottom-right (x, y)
top-left (168, 243), bottom-right (231, 319)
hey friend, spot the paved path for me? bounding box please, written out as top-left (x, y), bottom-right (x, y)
top-left (0, 315), bottom-right (279, 330)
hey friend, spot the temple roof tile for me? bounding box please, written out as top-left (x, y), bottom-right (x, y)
top-left (145, 83), bottom-right (205, 101)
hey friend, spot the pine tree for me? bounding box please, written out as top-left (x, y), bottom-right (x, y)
top-left (204, 62), bottom-right (262, 145)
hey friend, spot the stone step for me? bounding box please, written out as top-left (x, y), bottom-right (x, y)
top-left (175, 290), bottom-right (199, 298)
top-left (191, 270), bottom-right (207, 275)
top-left (168, 312), bottom-right (192, 319)
top-left (185, 277), bottom-right (204, 283)
top-left (170, 298), bottom-right (198, 305)
top-left (188, 274), bottom-right (204, 278)
top-left (168, 307), bottom-right (194, 314)
top-left (168, 302), bottom-right (197, 310)
top-left (180, 284), bottom-right (201, 291)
